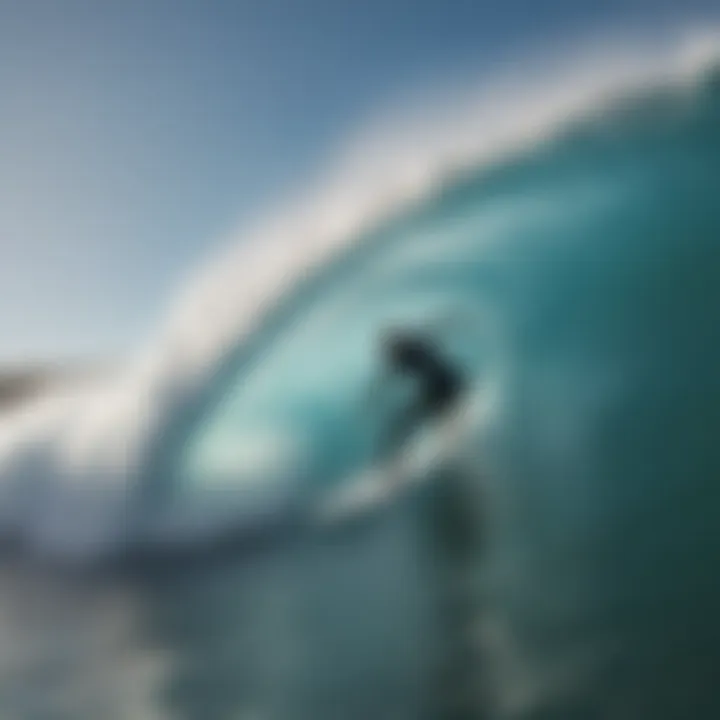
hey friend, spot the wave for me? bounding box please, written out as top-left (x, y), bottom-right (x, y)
top-left (0, 30), bottom-right (719, 561)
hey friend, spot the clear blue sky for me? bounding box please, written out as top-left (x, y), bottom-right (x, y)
top-left (1, 0), bottom-right (718, 362)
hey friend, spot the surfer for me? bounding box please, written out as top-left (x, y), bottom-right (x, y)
top-left (371, 328), bottom-right (483, 718)
top-left (372, 328), bottom-right (466, 464)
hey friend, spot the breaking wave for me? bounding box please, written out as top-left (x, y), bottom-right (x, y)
top-left (0, 31), bottom-right (719, 565)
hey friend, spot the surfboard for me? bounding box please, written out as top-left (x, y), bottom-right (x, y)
top-left (314, 466), bottom-right (400, 524)
top-left (314, 406), bottom-right (467, 526)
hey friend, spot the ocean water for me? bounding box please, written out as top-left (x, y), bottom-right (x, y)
top-left (0, 499), bottom-right (439, 720)
top-left (1, 42), bottom-right (720, 719)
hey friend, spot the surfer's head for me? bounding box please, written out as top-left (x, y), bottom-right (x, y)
top-left (380, 328), bottom-right (435, 370)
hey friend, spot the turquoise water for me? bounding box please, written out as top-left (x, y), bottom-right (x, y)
top-left (2, 60), bottom-right (720, 719)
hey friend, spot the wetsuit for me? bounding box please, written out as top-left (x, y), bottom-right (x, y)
top-left (378, 331), bottom-right (465, 459)
top-left (383, 332), bottom-right (464, 414)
